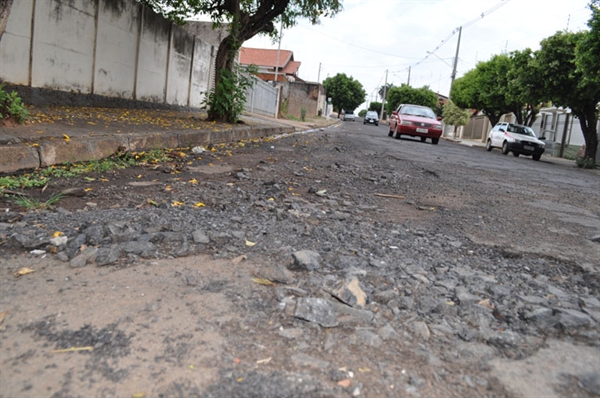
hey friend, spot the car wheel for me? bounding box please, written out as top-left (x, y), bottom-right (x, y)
top-left (431, 138), bottom-right (439, 145)
top-left (420, 137), bottom-right (427, 142)
top-left (513, 152), bottom-right (520, 157)
top-left (532, 154), bottom-right (541, 161)
top-left (486, 139), bottom-right (493, 151)
top-left (501, 141), bottom-right (510, 155)
top-left (388, 125), bottom-right (394, 137)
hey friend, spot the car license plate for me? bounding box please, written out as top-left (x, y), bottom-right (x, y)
top-left (416, 128), bottom-right (428, 133)
top-left (524, 145), bottom-right (534, 151)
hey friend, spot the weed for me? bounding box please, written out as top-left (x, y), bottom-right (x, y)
top-left (204, 64), bottom-right (258, 124)
top-left (576, 156), bottom-right (597, 169)
top-left (13, 192), bottom-right (64, 210)
top-left (0, 84), bottom-right (29, 124)
top-left (300, 107), bottom-right (307, 122)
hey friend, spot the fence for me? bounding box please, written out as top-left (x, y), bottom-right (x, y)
top-left (244, 76), bottom-right (279, 118)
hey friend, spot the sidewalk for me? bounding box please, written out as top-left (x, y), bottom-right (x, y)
top-left (0, 106), bottom-right (338, 174)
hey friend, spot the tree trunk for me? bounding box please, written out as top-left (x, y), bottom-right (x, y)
top-left (576, 105), bottom-right (599, 161)
top-left (484, 111), bottom-right (501, 128)
top-left (0, 0), bottom-right (14, 44)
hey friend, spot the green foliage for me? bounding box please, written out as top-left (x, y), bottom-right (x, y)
top-left (13, 192), bottom-right (64, 210)
top-left (358, 109), bottom-right (367, 117)
top-left (0, 84), bottom-right (29, 123)
top-left (442, 100), bottom-right (471, 128)
top-left (140, 0), bottom-right (343, 123)
top-left (300, 107), bottom-right (306, 122)
top-left (368, 101), bottom-right (382, 112)
top-left (386, 84), bottom-right (437, 114)
top-left (536, 30), bottom-right (599, 161)
top-left (322, 73), bottom-right (366, 114)
top-left (204, 65), bottom-right (257, 124)
top-left (576, 156), bottom-right (597, 169)
top-left (451, 55), bottom-right (512, 127)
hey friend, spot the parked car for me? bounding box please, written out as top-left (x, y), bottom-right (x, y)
top-left (363, 111), bottom-right (379, 126)
top-left (486, 122), bottom-right (546, 161)
top-left (341, 111), bottom-right (355, 121)
top-left (388, 104), bottom-right (443, 144)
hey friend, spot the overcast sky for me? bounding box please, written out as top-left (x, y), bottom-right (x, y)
top-left (243, 0), bottom-right (593, 112)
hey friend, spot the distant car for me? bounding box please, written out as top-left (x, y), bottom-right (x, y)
top-left (341, 111), bottom-right (355, 121)
top-left (388, 104), bottom-right (443, 144)
top-left (486, 122), bottom-right (546, 161)
top-left (363, 111), bottom-right (379, 126)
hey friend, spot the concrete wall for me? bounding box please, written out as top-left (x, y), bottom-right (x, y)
top-left (0, 0), bottom-right (219, 108)
top-left (280, 81), bottom-right (323, 119)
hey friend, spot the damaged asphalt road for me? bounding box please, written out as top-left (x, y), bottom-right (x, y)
top-left (1, 121), bottom-right (599, 397)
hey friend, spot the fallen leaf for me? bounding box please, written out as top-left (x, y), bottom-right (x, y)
top-left (189, 178), bottom-right (198, 184)
top-left (84, 188), bottom-right (93, 192)
top-left (171, 201), bottom-right (185, 207)
top-left (63, 134), bottom-right (71, 142)
top-left (194, 202), bottom-right (205, 207)
top-left (52, 231), bottom-right (64, 238)
top-left (478, 298), bottom-right (494, 310)
top-left (147, 199), bottom-right (158, 206)
top-left (337, 379), bottom-right (351, 388)
top-left (358, 367), bottom-right (372, 373)
top-left (14, 267), bottom-right (34, 277)
top-left (252, 277), bottom-right (276, 286)
top-left (83, 177), bottom-right (96, 181)
top-left (256, 357), bottom-right (271, 364)
top-left (0, 310), bottom-right (7, 325)
top-left (51, 346), bottom-right (93, 353)
top-left (245, 238), bottom-right (256, 247)
top-left (100, 178), bottom-right (109, 182)
top-left (132, 393), bottom-right (146, 398)
top-left (231, 254), bottom-right (247, 265)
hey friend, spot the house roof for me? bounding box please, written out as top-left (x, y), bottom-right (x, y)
top-left (240, 47), bottom-right (299, 75)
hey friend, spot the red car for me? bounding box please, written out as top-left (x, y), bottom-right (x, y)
top-left (388, 104), bottom-right (443, 145)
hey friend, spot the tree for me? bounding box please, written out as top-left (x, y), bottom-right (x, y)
top-left (141, 0), bottom-right (343, 123)
top-left (442, 100), bottom-right (471, 135)
top-left (385, 84), bottom-right (437, 114)
top-left (0, 0), bottom-right (13, 43)
top-left (322, 73), bottom-right (366, 113)
top-left (506, 49), bottom-right (544, 126)
top-left (535, 29), bottom-right (599, 162)
top-left (368, 101), bottom-right (382, 112)
top-left (378, 83), bottom-right (393, 101)
top-left (451, 56), bottom-right (512, 127)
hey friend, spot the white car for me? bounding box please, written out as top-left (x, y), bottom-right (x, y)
top-left (486, 122), bottom-right (546, 161)
top-left (341, 111), bottom-right (355, 121)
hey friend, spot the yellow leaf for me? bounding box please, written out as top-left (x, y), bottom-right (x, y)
top-left (84, 177), bottom-right (96, 181)
top-left (63, 134), bottom-right (71, 142)
top-left (194, 202), bottom-right (205, 207)
top-left (237, 377), bottom-right (244, 382)
top-left (245, 238), bottom-right (256, 247)
top-left (132, 394), bottom-right (146, 398)
top-left (85, 188), bottom-right (93, 192)
top-left (252, 278), bottom-right (275, 286)
top-left (32, 143), bottom-right (39, 147)
top-left (171, 201), bottom-right (185, 207)
top-left (165, 185), bottom-right (172, 191)
top-left (147, 199), bottom-right (158, 206)
top-left (52, 231), bottom-right (64, 238)
top-left (100, 178), bottom-right (109, 182)
top-left (358, 367), bottom-right (372, 373)
top-left (268, 198), bottom-right (275, 201)
top-left (189, 178), bottom-right (198, 184)
top-left (137, 174), bottom-right (142, 178)
top-left (14, 267), bottom-right (35, 277)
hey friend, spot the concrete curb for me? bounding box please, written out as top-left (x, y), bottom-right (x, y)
top-left (0, 125), bottom-right (296, 174)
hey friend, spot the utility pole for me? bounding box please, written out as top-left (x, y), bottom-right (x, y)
top-left (380, 69), bottom-right (388, 120)
top-left (449, 26), bottom-right (462, 99)
top-left (317, 62), bottom-right (322, 84)
top-left (407, 66), bottom-right (411, 86)
top-left (273, 19), bottom-right (283, 85)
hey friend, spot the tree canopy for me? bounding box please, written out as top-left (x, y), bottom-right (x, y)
top-left (140, 0), bottom-right (343, 122)
top-left (385, 84), bottom-right (437, 114)
top-left (442, 100), bottom-right (471, 132)
top-left (535, 29), bottom-right (599, 161)
top-left (322, 73), bottom-right (366, 113)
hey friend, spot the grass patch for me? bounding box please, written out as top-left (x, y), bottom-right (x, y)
top-left (13, 192), bottom-right (65, 210)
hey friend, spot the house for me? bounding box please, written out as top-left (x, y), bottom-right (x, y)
top-left (239, 47), bottom-right (302, 83)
